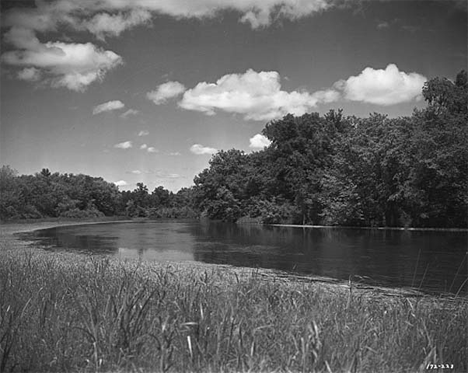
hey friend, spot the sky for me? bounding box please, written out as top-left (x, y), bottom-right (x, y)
top-left (1, 0), bottom-right (466, 192)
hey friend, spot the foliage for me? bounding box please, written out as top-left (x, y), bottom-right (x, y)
top-left (193, 149), bottom-right (251, 222)
top-left (191, 71), bottom-right (467, 228)
top-left (0, 167), bottom-right (200, 221)
top-left (0, 169), bottom-right (121, 220)
top-left (1, 71), bottom-right (466, 227)
top-left (121, 184), bottom-right (200, 219)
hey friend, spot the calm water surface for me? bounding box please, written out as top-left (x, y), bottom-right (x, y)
top-left (25, 221), bottom-right (467, 294)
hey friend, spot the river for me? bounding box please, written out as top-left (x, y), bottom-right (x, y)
top-left (24, 220), bottom-right (467, 295)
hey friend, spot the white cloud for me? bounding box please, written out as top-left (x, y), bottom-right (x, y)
top-left (93, 100), bottom-right (125, 115)
top-left (2, 6), bottom-right (60, 33)
top-left (114, 141), bottom-right (133, 149)
top-left (121, 109), bottom-right (139, 118)
top-left (138, 130), bottom-right (149, 136)
top-left (2, 0), bottom-right (334, 34)
top-left (151, 65), bottom-right (426, 122)
top-left (310, 89), bottom-right (340, 103)
top-left (115, 180), bottom-right (128, 187)
top-left (249, 134), bottom-right (272, 149)
top-left (147, 81), bottom-right (186, 105)
top-left (17, 67), bottom-right (41, 81)
top-left (377, 21), bottom-right (390, 29)
top-left (131, 170), bottom-right (142, 174)
top-left (334, 64), bottom-right (427, 106)
top-left (178, 69), bottom-right (335, 121)
top-left (238, 0), bottom-right (331, 28)
top-left (1, 27), bottom-right (123, 91)
top-left (139, 143), bottom-right (158, 153)
top-left (190, 144), bottom-right (218, 155)
top-left (81, 9), bottom-right (152, 40)
top-left (2, 3), bottom-right (151, 38)
top-left (169, 152), bottom-right (181, 156)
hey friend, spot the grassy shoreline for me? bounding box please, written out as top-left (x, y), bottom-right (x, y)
top-left (1, 221), bottom-right (467, 372)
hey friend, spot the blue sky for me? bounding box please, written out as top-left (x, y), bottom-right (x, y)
top-left (1, 0), bottom-right (466, 192)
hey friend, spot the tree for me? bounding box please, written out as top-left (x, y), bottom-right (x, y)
top-left (422, 70), bottom-right (467, 116)
top-left (0, 166), bottom-right (22, 219)
top-left (401, 70), bottom-right (468, 227)
top-left (320, 114), bottom-right (413, 226)
top-left (40, 168), bottom-right (51, 178)
top-left (262, 113), bottom-right (338, 223)
top-left (133, 183), bottom-right (149, 207)
top-left (193, 149), bottom-right (250, 221)
top-left (151, 186), bottom-right (172, 208)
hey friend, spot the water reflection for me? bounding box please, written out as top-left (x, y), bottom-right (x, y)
top-left (26, 221), bottom-right (467, 294)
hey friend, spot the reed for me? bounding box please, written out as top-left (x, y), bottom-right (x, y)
top-left (1, 248), bottom-right (467, 373)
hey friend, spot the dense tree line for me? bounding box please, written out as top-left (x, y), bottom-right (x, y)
top-left (1, 71), bottom-right (466, 227)
top-left (193, 71), bottom-right (468, 228)
top-left (0, 168), bottom-right (198, 220)
top-left (121, 183), bottom-right (198, 219)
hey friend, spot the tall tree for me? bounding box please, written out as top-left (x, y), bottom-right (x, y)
top-left (262, 113), bottom-right (338, 223)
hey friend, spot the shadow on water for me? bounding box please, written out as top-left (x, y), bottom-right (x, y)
top-left (22, 220), bottom-right (468, 295)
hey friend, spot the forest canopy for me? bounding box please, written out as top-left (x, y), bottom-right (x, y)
top-left (1, 71), bottom-right (467, 228)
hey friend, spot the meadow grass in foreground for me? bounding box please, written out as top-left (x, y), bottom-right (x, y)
top-left (0, 249), bottom-right (467, 373)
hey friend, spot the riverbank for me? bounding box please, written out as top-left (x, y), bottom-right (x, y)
top-left (269, 223), bottom-right (468, 232)
top-left (1, 221), bottom-right (467, 372)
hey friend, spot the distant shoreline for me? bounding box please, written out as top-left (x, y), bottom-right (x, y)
top-left (268, 223), bottom-right (468, 232)
top-left (2, 216), bottom-right (468, 235)
top-left (2, 217), bottom-right (467, 235)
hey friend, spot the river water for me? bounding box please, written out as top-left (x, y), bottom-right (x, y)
top-left (25, 220), bottom-right (467, 295)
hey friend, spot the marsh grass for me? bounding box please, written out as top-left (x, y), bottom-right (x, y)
top-left (0, 248), bottom-right (467, 373)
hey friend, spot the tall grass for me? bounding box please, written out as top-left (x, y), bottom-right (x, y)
top-left (1, 249), bottom-right (467, 373)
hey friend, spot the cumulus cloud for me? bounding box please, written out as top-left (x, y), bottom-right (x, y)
top-left (249, 134), bottom-right (272, 149)
top-left (169, 152), bottom-right (182, 156)
top-left (237, 0), bottom-right (331, 28)
top-left (1, 2), bottom-right (151, 38)
top-left (1, 27), bottom-right (122, 91)
top-left (81, 9), bottom-right (152, 40)
top-left (334, 64), bottom-right (427, 105)
top-left (114, 141), bottom-right (132, 149)
top-left (138, 130), bottom-right (149, 136)
top-left (2, 0), bottom-right (335, 35)
top-left (2, 7), bottom-right (60, 33)
top-left (147, 81), bottom-right (186, 105)
top-left (93, 100), bottom-right (125, 115)
top-left (190, 144), bottom-right (218, 155)
top-left (131, 170), bottom-right (142, 174)
top-left (178, 69), bottom-right (336, 121)
top-left (0, 0), bottom-right (338, 92)
top-left (154, 65), bottom-right (426, 121)
top-left (120, 109), bottom-right (139, 118)
top-left (17, 67), bottom-right (41, 81)
top-left (377, 21), bottom-right (390, 29)
top-left (139, 144), bottom-right (158, 153)
top-left (115, 180), bottom-right (128, 187)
